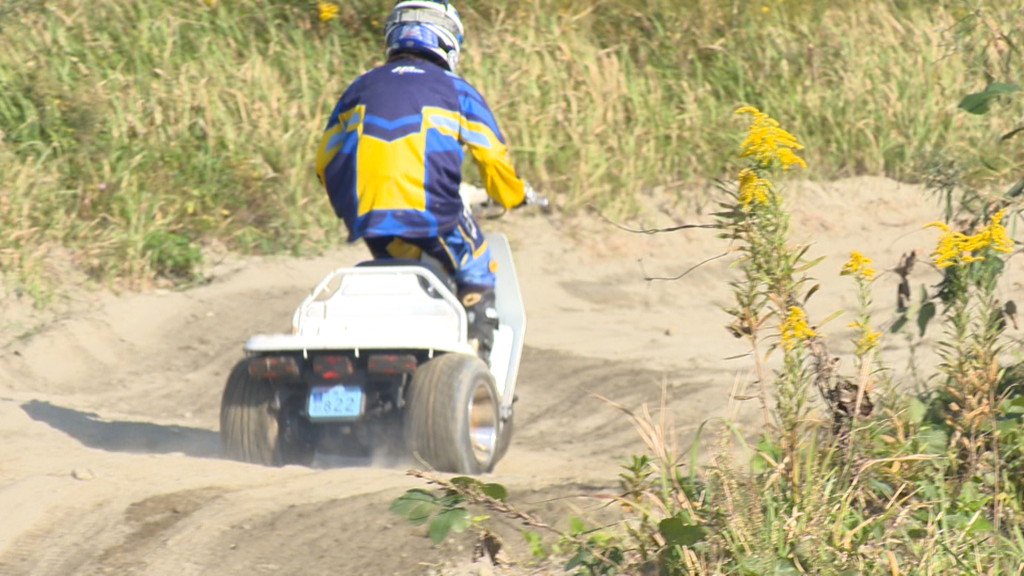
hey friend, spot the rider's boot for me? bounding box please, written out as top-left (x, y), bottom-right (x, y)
top-left (460, 289), bottom-right (498, 363)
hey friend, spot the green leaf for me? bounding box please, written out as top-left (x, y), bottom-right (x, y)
top-left (908, 397), bottom-right (927, 424)
top-left (480, 482), bottom-right (508, 501)
top-left (917, 427), bottom-right (949, 455)
top-left (1008, 176), bottom-right (1024, 197)
top-left (522, 530), bottom-right (547, 559)
top-left (751, 437), bottom-right (781, 474)
top-left (428, 507), bottom-right (470, 544)
top-left (450, 476), bottom-right (482, 490)
top-left (569, 517), bottom-right (586, 536)
top-left (977, 252), bottom-right (1005, 280)
top-left (802, 283), bottom-right (820, 305)
top-left (658, 518), bottom-right (707, 546)
top-left (1006, 395), bottom-right (1024, 414)
top-left (773, 557), bottom-right (801, 575)
top-left (390, 489), bottom-right (439, 525)
top-left (565, 549), bottom-right (592, 570)
top-left (868, 478), bottom-right (895, 499)
top-left (917, 301), bottom-right (936, 337)
top-left (997, 419), bottom-right (1021, 436)
top-left (959, 82), bottom-right (1021, 115)
top-left (1002, 125), bottom-right (1024, 142)
top-left (890, 315), bottom-right (907, 334)
top-left (907, 527), bottom-right (928, 539)
top-left (793, 255), bottom-right (825, 273)
top-left (817, 309), bottom-right (844, 328)
top-left (967, 514), bottom-right (994, 534)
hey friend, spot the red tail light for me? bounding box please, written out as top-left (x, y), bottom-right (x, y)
top-left (312, 355), bottom-right (354, 380)
top-left (367, 354), bottom-right (418, 375)
top-left (249, 356), bottom-right (300, 380)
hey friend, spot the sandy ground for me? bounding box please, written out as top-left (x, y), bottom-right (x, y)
top-left (0, 177), bottom-right (1012, 575)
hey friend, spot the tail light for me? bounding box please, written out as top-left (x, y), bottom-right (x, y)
top-left (367, 354), bottom-right (418, 375)
top-left (312, 355), bottom-right (354, 380)
top-left (249, 355), bottom-right (300, 380)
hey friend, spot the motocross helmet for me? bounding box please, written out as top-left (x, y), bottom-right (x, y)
top-left (384, 0), bottom-right (464, 72)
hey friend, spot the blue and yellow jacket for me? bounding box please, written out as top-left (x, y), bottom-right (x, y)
top-left (316, 56), bottom-right (526, 241)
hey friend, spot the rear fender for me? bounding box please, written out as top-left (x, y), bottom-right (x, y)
top-left (486, 233), bottom-right (525, 417)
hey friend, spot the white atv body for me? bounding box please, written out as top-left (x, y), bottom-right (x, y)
top-left (219, 232), bottom-right (524, 474)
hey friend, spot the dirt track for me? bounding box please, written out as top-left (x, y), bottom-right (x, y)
top-left (0, 178), bottom-right (967, 575)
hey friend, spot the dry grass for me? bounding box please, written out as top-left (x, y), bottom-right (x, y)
top-left (0, 0), bottom-right (1020, 296)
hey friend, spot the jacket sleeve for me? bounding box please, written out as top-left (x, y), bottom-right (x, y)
top-left (316, 74), bottom-right (371, 182)
top-left (457, 81), bottom-right (525, 209)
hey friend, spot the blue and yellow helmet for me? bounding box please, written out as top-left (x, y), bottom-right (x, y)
top-left (384, 0), bottom-right (464, 72)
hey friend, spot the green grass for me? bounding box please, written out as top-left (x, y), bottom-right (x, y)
top-left (0, 0), bottom-right (1020, 295)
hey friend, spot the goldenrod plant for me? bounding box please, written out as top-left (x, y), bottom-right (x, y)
top-left (838, 251), bottom-right (882, 437)
top-left (717, 106), bottom-right (821, 460)
top-left (914, 206), bottom-right (1020, 528)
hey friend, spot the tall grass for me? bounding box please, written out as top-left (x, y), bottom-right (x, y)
top-left (476, 0), bottom-right (1022, 205)
top-left (0, 0), bottom-right (1021, 298)
top-left (1, 0), bottom-right (378, 295)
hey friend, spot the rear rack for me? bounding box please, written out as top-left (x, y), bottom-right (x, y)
top-left (245, 265), bottom-right (472, 355)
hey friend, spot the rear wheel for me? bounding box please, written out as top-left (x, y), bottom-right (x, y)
top-left (220, 358), bottom-right (316, 466)
top-left (494, 411), bottom-right (514, 466)
top-left (405, 353), bottom-right (501, 474)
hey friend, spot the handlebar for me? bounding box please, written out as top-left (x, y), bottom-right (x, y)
top-left (459, 181), bottom-right (550, 215)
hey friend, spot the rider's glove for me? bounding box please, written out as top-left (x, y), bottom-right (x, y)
top-left (517, 181), bottom-right (548, 209)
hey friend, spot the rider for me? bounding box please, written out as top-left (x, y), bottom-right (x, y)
top-left (315, 0), bottom-right (537, 360)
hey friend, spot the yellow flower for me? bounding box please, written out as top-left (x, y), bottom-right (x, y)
top-left (737, 168), bottom-right (772, 209)
top-left (848, 320), bottom-right (882, 355)
top-left (735, 106), bottom-right (807, 170)
top-left (840, 251), bottom-right (875, 281)
top-left (780, 306), bottom-right (816, 351)
top-left (924, 220), bottom-right (961, 268)
top-left (925, 209), bottom-right (1014, 268)
top-left (317, 1), bottom-right (340, 22)
top-left (981, 208), bottom-right (1013, 253)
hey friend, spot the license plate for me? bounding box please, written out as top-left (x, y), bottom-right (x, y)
top-left (308, 385), bottom-right (363, 419)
